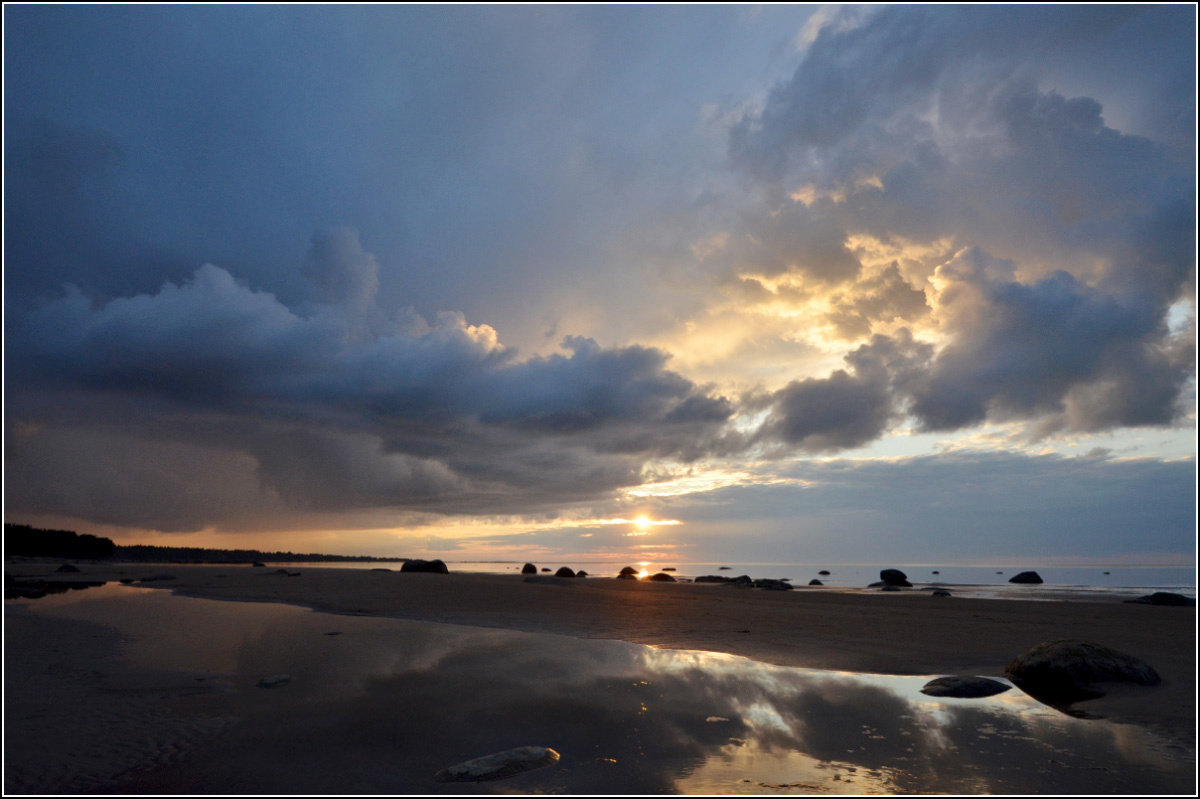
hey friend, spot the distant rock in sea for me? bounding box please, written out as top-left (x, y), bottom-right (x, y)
top-left (400, 559), bottom-right (449, 574)
top-left (1008, 571), bottom-right (1043, 584)
top-left (521, 563), bottom-right (537, 575)
top-left (718, 566), bottom-right (731, 570)
top-left (541, 568), bottom-right (551, 572)
top-left (818, 570), bottom-right (831, 576)
top-left (662, 567), bottom-right (676, 572)
top-left (921, 676), bottom-right (1011, 698)
top-left (879, 568), bottom-right (911, 587)
top-left (435, 746), bottom-right (560, 782)
top-left (1124, 592), bottom-right (1195, 607)
top-left (1004, 639), bottom-right (1160, 706)
top-left (931, 570), bottom-right (940, 575)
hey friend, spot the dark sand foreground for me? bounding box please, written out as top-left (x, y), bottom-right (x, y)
top-left (7, 561), bottom-right (1195, 751)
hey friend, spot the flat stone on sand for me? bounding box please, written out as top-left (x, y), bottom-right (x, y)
top-left (920, 675), bottom-right (1011, 698)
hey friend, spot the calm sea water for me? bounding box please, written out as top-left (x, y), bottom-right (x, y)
top-left (269, 560), bottom-right (1197, 601)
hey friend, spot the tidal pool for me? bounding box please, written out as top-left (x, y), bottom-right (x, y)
top-left (5, 584), bottom-right (1193, 794)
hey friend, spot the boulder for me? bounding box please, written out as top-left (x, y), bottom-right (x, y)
top-left (931, 589), bottom-right (952, 598)
top-left (931, 570), bottom-right (940, 575)
top-left (921, 676), bottom-right (1011, 698)
top-left (1008, 571), bottom-right (1043, 584)
top-left (554, 566), bottom-right (576, 578)
top-left (575, 570), bottom-right (588, 578)
top-left (808, 579), bottom-right (823, 586)
top-left (718, 566), bottom-right (731, 570)
top-left (880, 584), bottom-right (902, 592)
top-left (521, 563), bottom-right (538, 575)
top-left (1123, 592), bottom-right (1195, 607)
top-left (879, 568), bottom-right (911, 587)
top-left (662, 567), bottom-right (676, 572)
top-left (618, 566), bottom-right (639, 577)
top-left (728, 574), bottom-right (753, 587)
top-left (818, 570), bottom-right (831, 576)
top-left (400, 559), bottom-right (449, 574)
top-left (753, 578), bottom-right (792, 590)
top-left (695, 575), bottom-right (728, 583)
top-left (1004, 640), bottom-right (1161, 706)
top-left (647, 572), bottom-right (676, 582)
top-left (541, 568), bottom-right (551, 573)
top-left (435, 746), bottom-right (560, 782)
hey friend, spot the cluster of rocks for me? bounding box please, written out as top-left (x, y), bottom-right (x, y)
top-left (922, 638), bottom-right (1164, 710)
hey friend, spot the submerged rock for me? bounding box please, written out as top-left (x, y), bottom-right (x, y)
top-left (1008, 571), bottom-right (1043, 584)
top-left (879, 568), bottom-right (911, 587)
top-left (1124, 592), bottom-right (1196, 607)
top-left (921, 676), bottom-right (1011, 698)
top-left (521, 563), bottom-right (538, 575)
top-left (400, 559), bottom-right (449, 574)
top-left (1004, 640), bottom-right (1160, 706)
top-left (257, 674), bottom-right (292, 688)
top-left (435, 746), bottom-right (560, 782)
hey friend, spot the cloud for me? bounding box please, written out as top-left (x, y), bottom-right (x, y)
top-left (7, 231), bottom-right (735, 528)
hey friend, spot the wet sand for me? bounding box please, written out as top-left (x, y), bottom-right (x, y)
top-left (6, 561), bottom-right (1195, 753)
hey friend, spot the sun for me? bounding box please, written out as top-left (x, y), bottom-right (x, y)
top-left (633, 515), bottom-right (651, 531)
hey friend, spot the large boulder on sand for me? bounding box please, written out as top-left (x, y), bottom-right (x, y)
top-left (879, 568), bottom-right (911, 587)
top-left (1004, 640), bottom-right (1160, 705)
top-left (1124, 592), bottom-right (1195, 606)
top-left (554, 566), bottom-right (576, 578)
top-left (647, 572), bottom-right (676, 582)
top-left (521, 563), bottom-right (537, 575)
top-left (1008, 571), bottom-right (1043, 584)
top-left (401, 559), bottom-right (449, 574)
top-left (617, 566), bottom-right (639, 579)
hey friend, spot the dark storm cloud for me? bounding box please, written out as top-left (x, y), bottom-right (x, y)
top-left (6, 231), bottom-right (734, 527)
top-left (755, 332), bottom-right (932, 453)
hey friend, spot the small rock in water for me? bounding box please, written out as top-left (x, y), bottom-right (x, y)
top-left (257, 674), bottom-right (292, 688)
top-left (1008, 571), bottom-right (1043, 584)
top-left (818, 570), bottom-right (831, 576)
top-left (662, 567), bottom-right (676, 572)
top-left (718, 566), bottom-right (731, 570)
top-left (921, 676), bottom-right (1011, 698)
top-left (435, 746), bottom-right (560, 782)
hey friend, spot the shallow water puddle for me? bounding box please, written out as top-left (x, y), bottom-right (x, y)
top-left (6, 584), bottom-right (1193, 794)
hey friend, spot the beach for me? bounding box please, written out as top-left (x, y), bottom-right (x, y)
top-left (5, 562), bottom-right (1196, 793)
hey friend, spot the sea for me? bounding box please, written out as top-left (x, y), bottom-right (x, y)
top-left (269, 560), bottom-right (1197, 601)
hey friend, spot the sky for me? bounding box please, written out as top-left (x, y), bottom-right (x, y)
top-left (4, 4), bottom-right (1196, 566)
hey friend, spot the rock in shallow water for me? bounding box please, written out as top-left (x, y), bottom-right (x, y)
top-left (435, 746), bottom-right (560, 782)
top-left (1008, 571), bottom-right (1043, 584)
top-left (1004, 639), bottom-right (1160, 706)
top-left (921, 675), bottom-right (1011, 698)
top-left (1123, 592), bottom-right (1195, 606)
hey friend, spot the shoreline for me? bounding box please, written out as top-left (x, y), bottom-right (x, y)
top-left (6, 562), bottom-right (1196, 750)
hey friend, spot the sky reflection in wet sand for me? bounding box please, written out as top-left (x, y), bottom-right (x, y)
top-left (6, 584), bottom-right (1193, 794)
